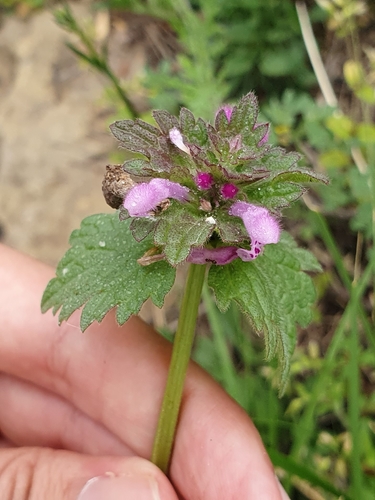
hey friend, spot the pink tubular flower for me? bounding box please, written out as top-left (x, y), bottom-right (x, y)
top-left (236, 241), bottom-right (263, 261)
top-left (187, 246), bottom-right (238, 265)
top-left (229, 201), bottom-right (280, 246)
top-left (169, 127), bottom-right (190, 155)
top-left (124, 178), bottom-right (189, 217)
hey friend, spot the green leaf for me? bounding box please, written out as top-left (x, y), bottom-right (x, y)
top-left (122, 158), bottom-right (153, 176)
top-left (179, 107), bottom-right (196, 136)
top-left (269, 449), bottom-right (353, 500)
top-left (152, 109), bottom-right (179, 134)
top-left (215, 210), bottom-right (248, 243)
top-left (271, 168), bottom-right (329, 185)
top-left (179, 109), bottom-right (209, 147)
top-left (208, 232), bottom-right (318, 393)
top-left (130, 217), bottom-right (157, 242)
top-left (110, 119), bottom-right (161, 157)
top-left (154, 203), bottom-right (214, 265)
top-left (245, 180), bottom-right (304, 209)
top-left (258, 147), bottom-right (301, 172)
top-left (41, 214), bottom-right (176, 331)
top-left (280, 232), bottom-right (322, 272)
top-left (229, 92), bottom-right (259, 142)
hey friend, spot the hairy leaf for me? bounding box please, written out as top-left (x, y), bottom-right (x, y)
top-left (41, 214), bottom-right (175, 331)
top-left (110, 119), bottom-right (161, 157)
top-left (259, 148), bottom-right (301, 172)
top-left (130, 217), bottom-right (157, 242)
top-left (244, 180), bottom-right (305, 209)
top-left (229, 92), bottom-right (259, 142)
top-left (122, 158), bottom-right (153, 176)
top-left (208, 232), bottom-right (319, 393)
top-left (154, 203), bottom-right (215, 265)
top-left (179, 107), bottom-right (196, 135)
top-left (152, 109), bottom-right (179, 134)
top-left (215, 210), bottom-right (248, 243)
top-left (179, 108), bottom-right (209, 147)
top-left (272, 168), bottom-right (329, 184)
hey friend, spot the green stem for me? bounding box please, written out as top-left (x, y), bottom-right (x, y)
top-left (348, 305), bottom-right (362, 497)
top-left (151, 263), bottom-right (206, 473)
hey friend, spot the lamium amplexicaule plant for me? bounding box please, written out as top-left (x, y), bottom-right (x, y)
top-left (41, 92), bottom-right (328, 474)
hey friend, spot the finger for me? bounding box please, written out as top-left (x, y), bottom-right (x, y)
top-left (0, 244), bottom-right (177, 456)
top-left (0, 244), bottom-right (283, 499)
top-left (0, 373), bottom-right (131, 456)
top-left (0, 448), bottom-right (178, 500)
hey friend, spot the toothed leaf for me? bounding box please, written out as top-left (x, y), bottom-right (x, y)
top-left (41, 214), bottom-right (175, 331)
top-left (208, 232), bottom-right (319, 394)
top-left (154, 203), bottom-right (215, 265)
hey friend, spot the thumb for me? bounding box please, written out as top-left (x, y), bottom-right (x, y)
top-left (1, 448), bottom-right (178, 500)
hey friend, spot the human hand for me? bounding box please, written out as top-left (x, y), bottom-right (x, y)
top-left (0, 244), bottom-right (288, 499)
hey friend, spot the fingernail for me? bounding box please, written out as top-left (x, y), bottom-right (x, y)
top-left (77, 473), bottom-right (161, 500)
top-left (276, 477), bottom-right (291, 500)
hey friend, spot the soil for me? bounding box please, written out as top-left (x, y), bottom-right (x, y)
top-left (0, 4), bottom-right (117, 265)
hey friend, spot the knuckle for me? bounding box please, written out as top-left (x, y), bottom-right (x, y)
top-left (0, 447), bottom-right (61, 500)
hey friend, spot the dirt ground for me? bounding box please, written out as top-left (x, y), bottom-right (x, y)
top-left (0, 4), bottom-right (115, 266)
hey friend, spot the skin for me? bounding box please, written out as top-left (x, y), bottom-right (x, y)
top-left (0, 243), bottom-right (285, 499)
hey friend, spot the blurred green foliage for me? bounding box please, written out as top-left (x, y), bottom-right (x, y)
top-left (102, 0), bottom-right (320, 117)
top-left (0, 0), bottom-right (45, 12)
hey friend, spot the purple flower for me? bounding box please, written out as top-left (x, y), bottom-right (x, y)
top-left (236, 241), bottom-right (263, 261)
top-left (195, 172), bottom-right (214, 190)
top-left (221, 183), bottom-right (239, 199)
top-left (187, 246), bottom-right (238, 265)
top-left (124, 178), bottom-right (189, 217)
top-left (169, 127), bottom-right (190, 155)
top-left (229, 134), bottom-right (242, 152)
top-left (253, 122), bottom-right (270, 147)
top-left (187, 242), bottom-right (268, 265)
top-left (216, 104), bottom-right (233, 123)
top-left (229, 201), bottom-right (280, 245)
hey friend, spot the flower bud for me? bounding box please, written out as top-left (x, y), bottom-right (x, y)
top-left (195, 172), bottom-right (214, 190)
top-left (221, 183), bottom-right (239, 199)
top-left (169, 127), bottom-right (190, 155)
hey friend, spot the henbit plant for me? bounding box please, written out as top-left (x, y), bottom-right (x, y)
top-left (41, 92), bottom-right (327, 473)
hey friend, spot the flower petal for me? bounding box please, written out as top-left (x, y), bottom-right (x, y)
top-left (187, 246), bottom-right (238, 265)
top-left (253, 122), bottom-right (270, 147)
top-left (236, 242), bottom-right (263, 262)
top-left (216, 105), bottom-right (234, 123)
top-left (124, 179), bottom-right (189, 217)
top-left (230, 201), bottom-right (280, 245)
top-left (169, 127), bottom-right (190, 155)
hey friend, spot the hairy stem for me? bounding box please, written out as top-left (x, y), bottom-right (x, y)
top-left (151, 263), bottom-right (206, 473)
